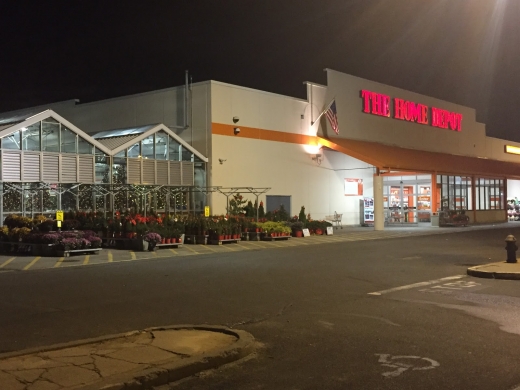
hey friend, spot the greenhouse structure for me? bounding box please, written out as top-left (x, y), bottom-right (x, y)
top-left (0, 109), bottom-right (209, 222)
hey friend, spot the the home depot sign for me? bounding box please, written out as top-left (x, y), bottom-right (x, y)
top-left (361, 90), bottom-right (463, 131)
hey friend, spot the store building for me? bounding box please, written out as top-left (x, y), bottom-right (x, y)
top-left (1, 68), bottom-right (520, 228)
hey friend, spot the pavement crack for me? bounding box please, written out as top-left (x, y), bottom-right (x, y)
top-left (230, 303), bottom-right (293, 328)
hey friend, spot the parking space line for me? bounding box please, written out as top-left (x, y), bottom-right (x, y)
top-left (184, 245), bottom-right (201, 254)
top-left (83, 255), bottom-right (90, 265)
top-left (0, 257), bottom-right (15, 268)
top-left (169, 248), bottom-right (179, 255)
top-left (130, 251), bottom-right (136, 260)
top-left (367, 275), bottom-right (466, 296)
top-left (23, 257), bottom-right (41, 271)
top-left (200, 245), bottom-right (218, 252)
top-left (54, 257), bottom-right (65, 268)
top-left (108, 251), bottom-right (113, 262)
top-left (247, 242), bottom-right (267, 249)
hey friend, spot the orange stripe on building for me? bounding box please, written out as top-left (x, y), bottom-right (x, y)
top-left (212, 123), bottom-right (318, 146)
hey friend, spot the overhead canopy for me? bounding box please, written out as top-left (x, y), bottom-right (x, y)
top-left (319, 137), bottom-right (520, 179)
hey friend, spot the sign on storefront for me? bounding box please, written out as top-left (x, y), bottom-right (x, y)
top-left (56, 210), bottom-right (64, 221)
top-left (360, 89), bottom-right (463, 131)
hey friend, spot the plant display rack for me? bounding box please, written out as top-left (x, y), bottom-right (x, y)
top-left (208, 237), bottom-right (241, 245)
top-left (261, 234), bottom-right (291, 241)
top-left (184, 235), bottom-right (209, 245)
top-left (240, 232), bottom-right (261, 241)
top-left (56, 248), bottom-right (102, 257)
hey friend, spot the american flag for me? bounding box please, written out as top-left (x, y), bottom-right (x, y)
top-left (325, 100), bottom-right (339, 135)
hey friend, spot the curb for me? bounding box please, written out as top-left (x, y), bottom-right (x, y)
top-left (0, 325), bottom-right (256, 390)
top-left (467, 262), bottom-right (520, 280)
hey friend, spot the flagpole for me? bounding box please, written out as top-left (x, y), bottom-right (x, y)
top-left (311, 98), bottom-right (335, 125)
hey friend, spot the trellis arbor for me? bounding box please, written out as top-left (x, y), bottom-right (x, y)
top-left (0, 110), bottom-right (209, 221)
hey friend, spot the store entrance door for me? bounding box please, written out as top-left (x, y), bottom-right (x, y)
top-left (384, 175), bottom-right (432, 226)
top-left (388, 184), bottom-right (416, 224)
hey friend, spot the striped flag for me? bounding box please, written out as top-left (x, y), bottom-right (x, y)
top-left (325, 100), bottom-right (339, 135)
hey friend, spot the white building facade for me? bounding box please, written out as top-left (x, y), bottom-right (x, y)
top-left (2, 69), bottom-right (520, 227)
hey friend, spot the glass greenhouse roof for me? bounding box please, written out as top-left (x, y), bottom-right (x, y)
top-left (92, 124), bottom-right (158, 139)
top-left (0, 109), bottom-right (44, 126)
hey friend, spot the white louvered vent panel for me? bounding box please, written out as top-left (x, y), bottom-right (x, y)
top-left (156, 161), bottom-right (168, 185)
top-left (127, 159), bottom-right (141, 184)
top-left (181, 162), bottom-right (194, 186)
top-left (23, 152), bottom-right (40, 182)
top-left (78, 155), bottom-right (94, 183)
top-left (2, 151), bottom-right (21, 181)
top-left (142, 160), bottom-right (155, 185)
top-left (42, 154), bottom-right (59, 182)
top-left (170, 162), bottom-right (182, 186)
top-left (61, 155), bottom-right (77, 182)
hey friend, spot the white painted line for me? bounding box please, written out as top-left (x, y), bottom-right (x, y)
top-left (367, 275), bottom-right (466, 296)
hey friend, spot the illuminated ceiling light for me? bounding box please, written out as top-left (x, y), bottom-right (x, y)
top-left (505, 145), bottom-right (520, 155)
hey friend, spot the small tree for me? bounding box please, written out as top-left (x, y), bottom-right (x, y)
top-left (298, 206), bottom-right (307, 223)
top-left (229, 193), bottom-right (247, 216)
top-left (258, 201), bottom-right (265, 218)
top-left (244, 200), bottom-right (255, 218)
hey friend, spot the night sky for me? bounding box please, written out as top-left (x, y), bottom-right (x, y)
top-left (1, 1), bottom-right (519, 141)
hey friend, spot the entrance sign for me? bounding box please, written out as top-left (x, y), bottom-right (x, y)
top-left (361, 89), bottom-right (463, 131)
top-left (345, 178), bottom-right (363, 196)
top-left (56, 210), bottom-right (64, 221)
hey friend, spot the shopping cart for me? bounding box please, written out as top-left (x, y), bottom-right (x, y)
top-left (325, 211), bottom-right (343, 229)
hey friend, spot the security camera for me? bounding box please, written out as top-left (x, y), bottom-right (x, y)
top-left (233, 116), bottom-right (239, 123)
top-left (234, 127), bottom-right (240, 135)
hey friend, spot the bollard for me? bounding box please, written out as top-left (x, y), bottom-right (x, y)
top-left (505, 235), bottom-right (518, 263)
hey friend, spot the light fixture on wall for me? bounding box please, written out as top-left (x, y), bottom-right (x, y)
top-left (233, 116), bottom-right (239, 123)
top-left (234, 127), bottom-right (240, 135)
top-left (311, 153), bottom-right (322, 165)
top-left (219, 158), bottom-right (227, 164)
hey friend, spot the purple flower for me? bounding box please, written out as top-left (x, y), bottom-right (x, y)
top-left (41, 233), bottom-right (60, 244)
top-left (144, 232), bottom-right (161, 243)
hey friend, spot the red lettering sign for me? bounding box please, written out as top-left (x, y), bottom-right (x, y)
top-left (361, 90), bottom-right (390, 117)
top-left (361, 90), bottom-right (462, 131)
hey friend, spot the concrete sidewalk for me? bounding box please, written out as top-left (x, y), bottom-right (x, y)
top-left (468, 261), bottom-right (520, 280)
top-left (0, 325), bottom-right (255, 390)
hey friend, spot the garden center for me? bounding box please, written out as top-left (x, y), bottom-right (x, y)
top-left (2, 68), bottom-right (520, 236)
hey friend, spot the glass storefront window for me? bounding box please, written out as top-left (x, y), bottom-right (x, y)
top-left (141, 135), bottom-right (154, 159)
top-left (42, 121), bottom-right (60, 152)
top-left (114, 150), bottom-right (126, 158)
top-left (95, 155), bottom-right (110, 184)
top-left (181, 146), bottom-right (193, 162)
top-left (61, 126), bottom-right (76, 153)
top-left (169, 137), bottom-right (180, 161)
top-left (21, 123), bottom-right (41, 151)
top-left (437, 175), bottom-right (472, 211)
top-left (155, 131), bottom-right (168, 160)
top-left (475, 178), bottom-right (504, 210)
top-left (128, 142), bottom-right (140, 158)
top-left (78, 136), bottom-right (94, 154)
top-left (2, 130), bottom-right (21, 149)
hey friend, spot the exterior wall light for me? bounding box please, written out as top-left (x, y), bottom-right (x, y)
top-left (234, 127), bottom-right (240, 135)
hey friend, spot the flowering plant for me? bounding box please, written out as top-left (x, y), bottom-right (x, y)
top-left (60, 238), bottom-right (79, 251)
top-left (41, 233), bottom-right (61, 245)
top-left (143, 232), bottom-right (161, 243)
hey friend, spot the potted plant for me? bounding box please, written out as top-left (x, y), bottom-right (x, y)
top-left (289, 221), bottom-right (304, 237)
top-left (143, 232), bottom-right (161, 251)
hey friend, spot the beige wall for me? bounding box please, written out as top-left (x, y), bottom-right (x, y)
top-left (210, 133), bottom-right (373, 224)
top-left (323, 69), bottom-right (520, 162)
